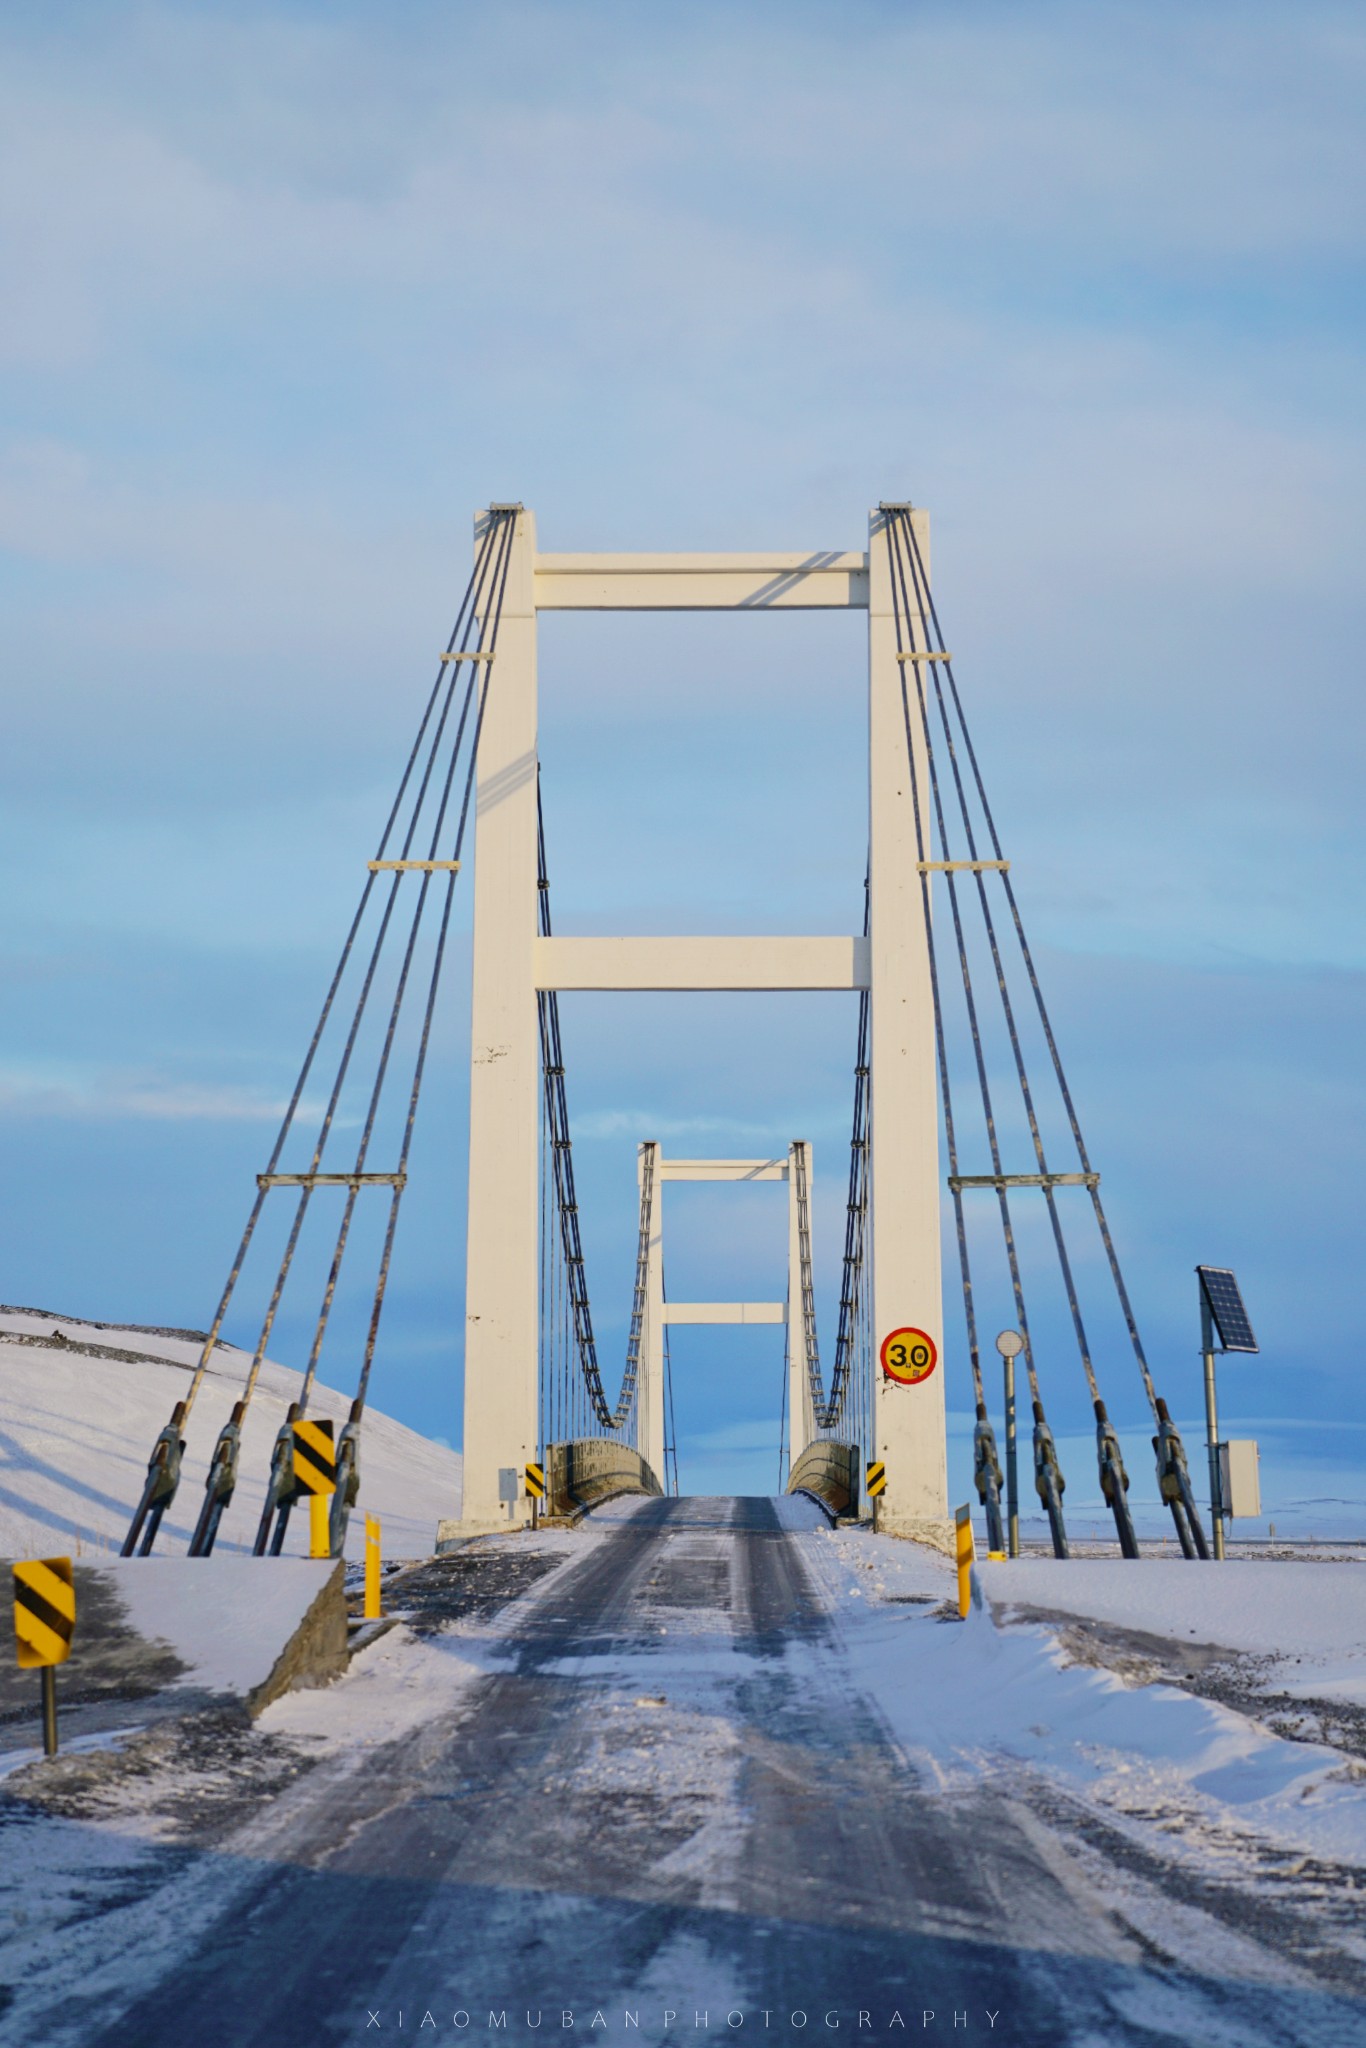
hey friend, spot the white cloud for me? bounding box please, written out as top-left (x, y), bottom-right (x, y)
top-left (0, 1062), bottom-right (331, 1125)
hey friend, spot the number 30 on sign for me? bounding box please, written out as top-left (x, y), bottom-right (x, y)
top-left (880, 1327), bottom-right (938, 1385)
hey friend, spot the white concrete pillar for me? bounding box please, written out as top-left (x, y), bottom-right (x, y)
top-left (639, 1141), bottom-right (666, 1482)
top-left (786, 1142), bottom-right (811, 1470)
top-left (867, 507), bottom-right (948, 1540)
top-left (459, 508), bottom-right (540, 1532)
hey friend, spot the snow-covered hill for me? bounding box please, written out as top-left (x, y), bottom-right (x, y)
top-left (0, 1306), bottom-right (461, 1561)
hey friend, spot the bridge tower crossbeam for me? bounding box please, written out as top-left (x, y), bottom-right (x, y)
top-left (456, 507), bottom-right (946, 1541)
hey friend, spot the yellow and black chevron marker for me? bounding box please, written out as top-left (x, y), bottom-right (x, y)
top-left (292, 1417), bottom-right (337, 1498)
top-left (14, 1558), bottom-right (74, 1669)
top-left (524, 1461), bottom-right (546, 1500)
top-left (865, 1460), bottom-right (887, 1498)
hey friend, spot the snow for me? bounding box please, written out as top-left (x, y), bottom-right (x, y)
top-left (799, 1522), bottom-right (1366, 1871)
top-left (978, 1554), bottom-right (1366, 1705)
top-left (0, 1726), bottom-right (140, 1783)
top-left (3, 1495), bottom-right (1364, 2042)
top-left (98, 1555), bottom-right (337, 1694)
top-left (308, 1498), bottom-right (1366, 1950)
top-left (262, 1620), bottom-right (491, 1747)
top-left (0, 1306), bottom-right (461, 1561)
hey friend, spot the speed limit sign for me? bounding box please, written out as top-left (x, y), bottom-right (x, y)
top-left (880, 1327), bottom-right (938, 1385)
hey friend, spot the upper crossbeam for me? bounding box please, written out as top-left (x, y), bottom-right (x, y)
top-left (532, 551), bottom-right (869, 611)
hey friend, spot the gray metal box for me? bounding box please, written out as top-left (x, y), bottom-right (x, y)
top-left (1219, 1440), bottom-right (1261, 1518)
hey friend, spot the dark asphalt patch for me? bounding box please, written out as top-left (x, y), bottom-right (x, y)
top-left (384, 1551), bottom-right (565, 1635)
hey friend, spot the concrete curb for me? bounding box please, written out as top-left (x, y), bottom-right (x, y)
top-left (245, 1561), bottom-right (349, 1716)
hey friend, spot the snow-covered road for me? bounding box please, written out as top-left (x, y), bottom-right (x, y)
top-left (3, 1497), bottom-right (1363, 2046)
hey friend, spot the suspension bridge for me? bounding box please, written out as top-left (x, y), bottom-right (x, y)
top-left (119, 502), bottom-right (1208, 1566)
top-left (22, 503), bottom-right (1360, 2048)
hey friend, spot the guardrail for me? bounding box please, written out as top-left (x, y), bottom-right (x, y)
top-left (786, 1440), bottom-right (860, 1517)
top-left (547, 1440), bottom-right (664, 1516)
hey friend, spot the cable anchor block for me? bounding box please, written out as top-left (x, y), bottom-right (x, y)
top-left (972, 1411), bottom-right (1006, 1556)
top-left (121, 1404), bottom-right (188, 1557)
top-left (188, 1401), bottom-right (247, 1557)
top-left (1031, 1398), bottom-right (1070, 1559)
top-left (897, 650), bottom-right (952, 664)
top-left (329, 1401), bottom-right (364, 1559)
top-left (438, 651), bottom-right (495, 663)
top-left (254, 1403), bottom-right (303, 1556)
top-left (1152, 1397), bottom-right (1210, 1560)
top-left (1094, 1399), bottom-right (1140, 1559)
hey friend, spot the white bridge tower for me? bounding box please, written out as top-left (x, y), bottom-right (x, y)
top-left (456, 508), bottom-right (946, 1541)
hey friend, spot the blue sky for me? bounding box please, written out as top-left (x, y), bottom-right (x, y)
top-left (1, 1), bottom-right (1363, 1527)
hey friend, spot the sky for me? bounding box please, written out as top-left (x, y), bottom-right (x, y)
top-left (1, 0), bottom-right (1363, 1529)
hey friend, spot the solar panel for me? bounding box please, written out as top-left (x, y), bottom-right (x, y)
top-left (1197, 1266), bottom-right (1258, 1353)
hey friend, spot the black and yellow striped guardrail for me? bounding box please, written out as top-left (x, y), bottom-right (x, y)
top-left (292, 1418), bottom-right (337, 1497)
top-left (14, 1557), bottom-right (74, 1756)
top-left (865, 1460), bottom-right (887, 1498)
top-left (524, 1461), bottom-right (546, 1500)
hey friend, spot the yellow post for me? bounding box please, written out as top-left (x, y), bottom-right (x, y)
top-left (954, 1502), bottom-right (975, 1619)
top-left (364, 1514), bottom-right (381, 1619)
top-left (309, 1493), bottom-right (330, 1559)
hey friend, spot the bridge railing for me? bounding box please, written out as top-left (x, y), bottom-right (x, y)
top-left (786, 1439), bottom-right (860, 1518)
top-left (547, 1439), bottom-right (664, 1517)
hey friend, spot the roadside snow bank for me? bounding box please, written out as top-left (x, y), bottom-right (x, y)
top-left (978, 1556), bottom-right (1366, 1705)
top-left (799, 1523), bottom-right (1366, 1870)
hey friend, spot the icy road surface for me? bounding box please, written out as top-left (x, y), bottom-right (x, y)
top-left (2, 1496), bottom-right (1364, 2047)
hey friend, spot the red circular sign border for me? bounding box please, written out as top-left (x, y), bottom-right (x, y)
top-left (880, 1326), bottom-right (939, 1385)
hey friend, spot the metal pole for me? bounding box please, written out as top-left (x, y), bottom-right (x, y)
top-left (41, 1668), bottom-right (58, 1758)
top-left (1201, 1295), bottom-right (1225, 1561)
top-left (1004, 1353), bottom-right (1019, 1558)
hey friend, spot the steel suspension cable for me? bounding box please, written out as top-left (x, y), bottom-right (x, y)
top-left (241, 516), bottom-right (511, 1428)
top-left (126, 512), bottom-right (516, 1558)
top-left (882, 523), bottom-right (1013, 1548)
top-left (896, 515), bottom-right (1206, 1553)
top-left (898, 514), bottom-right (1165, 1423)
top-left (886, 515), bottom-right (1034, 1417)
top-left (888, 508), bottom-right (1206, 1557)
top-left (288, 516), bottom-right (518, 1428)
top-left (185, 514), bottom-right (506, 1431)
top-left (345, 526), bottom-right (518, 1429)
top-left (257, 518), bottom-right (521, 1559)
top-left (887, 510), bottom-right (1098, 1552)
top-left (895, 527), bottom-right (1105, 1428)
top-left (797, 878), bottom-right (872, 1437)
top-left (536, 788), bottom-right (647, 1434)
top-left (247, 517), bottom-right (519, 1558)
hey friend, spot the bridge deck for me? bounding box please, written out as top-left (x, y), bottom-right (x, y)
top-left (64, 1498), bottom-right (1354, 2046)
